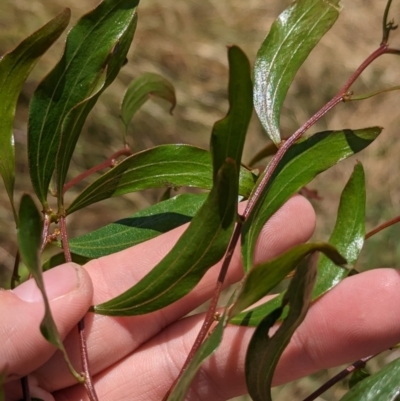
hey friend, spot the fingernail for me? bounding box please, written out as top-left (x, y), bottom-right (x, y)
top-left (13, 263), bottom-right (81, 303)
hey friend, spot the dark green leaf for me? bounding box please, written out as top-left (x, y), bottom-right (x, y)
top-left (28, 0), bottom-right (139, 208)
top-left (66, 145), bottom-right (255, 214)
top-left (0, 9), bottom-right (70, 218)
top-left (242, 127), bottom-right (380, 272)
top-left (254, 0), bottom-right (341, 144)
top-left (349, 367), bottom-right (371, 389)
top-left (68, 193), bottom-right (206, 258)
top-left (245, 253), bottom-right (318, 401)
top-left (229, 242), bottom-right (346, 319)
top-left (56, 12), bottom-right (138, 201)
top-left (93, 160), bottom-right (238, 316)
top-left (233, 161), bottom-right (366, 326)
top-left (120, 72), bottom-right (176, 135)
top-left (210, 45), bottom-right (253, 177)
top-left (340, 357), bottom-right (400, 401)
top-left (42, 251), bottom-right (91, 271)
top-left (17, 194), bottom-right (82, 382)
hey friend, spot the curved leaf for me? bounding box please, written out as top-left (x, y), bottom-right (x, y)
top-left (17, 194), bottom-right (82, 382)
top-left (120, 72), bottom-right (176, 133)
top-left (233, 161), bottom-right (366, 326)
top-left (254, 0), bottom-right (341, 144)
top-left (242, 127), bottom-right (380, 272)
top-left (93, 160), bottom-right (238, 316)
top-left (245, 253), bottom-right (318, 401)
top-left (66, 145), bottom-right (255, 214)
top-left (229, 242), bottom-right (346, 319)
top-left (28, 0), bottom-right (140, 208)
top-left (68, 193), bottom-right (207, 258)
top-left (339, 357), bottom-right (400, 401)
top-left (0, 9), bottom-right (70, 219)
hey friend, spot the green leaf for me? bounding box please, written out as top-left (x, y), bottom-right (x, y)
top-left (245, 253), bottom-right (318, 401)
top-left (66, 145), bottom-right (255, 214)
top-left (233, 161), bottom-right (366, 326)
top-left (17, 194), bottom-right (83, 382)
top-left (68, 193), bottom-right (206, 258)
top-left (120, 72), bottom-right (176, 134)
top-left (349, 367), bottom-right (371, 389)
top-left (0, 9), bottom-right (70, 220)
top-left (242, 127), bottom-right (380, 272)
top-left (229, 242), bottom-right (346, 319)
top-left (339, 357), bottom-right (400, 401)
top-left (56, 12), bottom-right (138, 203)
top-left (92, 160), bottom-right (238, 316)
top-left (28, 0), bottom-right (140, 208)
top-left (210, 45), bottom-right (253, 177)
top-left (42, 252), bottom-right (91, 271)
top-left (254, 0), bottom-right (341, 144)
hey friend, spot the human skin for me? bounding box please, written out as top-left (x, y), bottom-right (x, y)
top-left (3, 195), bottom-right (400, 400)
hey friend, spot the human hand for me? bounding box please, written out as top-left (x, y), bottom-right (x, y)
top-left (3, 195), bottom-right (400, 400)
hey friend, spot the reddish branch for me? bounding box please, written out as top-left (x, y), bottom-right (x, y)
top-left (366, 215), bottom-right (400, 239)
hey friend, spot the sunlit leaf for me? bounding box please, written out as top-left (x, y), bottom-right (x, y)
top-left (17, 194), bottom-right (83, 382)
top-left (28, 0), bottom-right (139, 208)
top-left (66, 145), bottom-right (255, 214)
top-left (254, 0), bottom-right (341, 144)
top-left (56, 12), bottom-right (138, 202)
top-left (245, 253), bottom-right (318, 401)
top-left (120, 72), bottom-right (176, 135)
top-left (242, 127), bottom-right (380, 272)
top-left (93, 160), bottom-right (237, 315)
top-left (0, 9), bottom-right (70, 220)
top-left (340, 357), bottom-right (400, 401)
top-left (68, 193), bottom-right (207, 258)
top-left (233, 162), bottom-right (366, 326)
top-left (229, 242), bottom-right (346, 319)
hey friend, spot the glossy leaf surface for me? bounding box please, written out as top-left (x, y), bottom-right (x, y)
top-left (0, 9), bottom-right (70, 216)
top-left (28, 0), bottom-right (139, 207)
top-left (245, 254), bottom-right (318, 401)
top-left (242, 127), bottom-right (380, 272)
top-left (254, 0), bottom-right (340, 144)
top-left (93, 161), bottom-right (238, 315)
top-left (233, 162), bottom-right (366, 326)
top-left (17, 194), bottom-right (82, 381)
top-left (340, 357), bottom-right (400, 401)
top-left (67, 145), bottom-right (255, 214)
top-left (229, 242), bottom-right (346, 319)
top-left (120, 72), bottom-right (176, 133)
top-left (68, 193), bottom-right (206, 258)
top-left (56, 12), bottom-right (138, 200)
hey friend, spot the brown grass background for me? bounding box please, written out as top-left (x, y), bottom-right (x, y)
top-left (0, 0), bottom-right (399, 399)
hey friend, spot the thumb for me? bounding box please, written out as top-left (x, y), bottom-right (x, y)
top-left (1, 263), bottom-right (93, 381)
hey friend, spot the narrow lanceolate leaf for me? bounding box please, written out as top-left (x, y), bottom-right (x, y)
top-left (254, 0), bottom-right (341, 144)
top-left (339, 357), bottom-right (400, 401)
top-left (28, 0), bottom-right (140, 208)
top-left (66, 145), bottom-right (255, 214)
top-left (68, 193), bottom-right (207, 258)
top-left (229, 243), bottom-right (346, 319)
top-left (245, 253), bottom-right (319, 401)
top-left (56, 13), bottom-right (138, 202)
top-left (120, 72), bottom-right (176, 134)
top-left (242, 127), bottom-right (380, 272)
top-left (233, 161), bottom-right (366, 326)
top-left (210, 45), bottom-right (253, 177)
top-left (0, 9), bottom-right (70, 219)
top-left (93, 161), bottom-right (238, 315)
top-left (17, 194), bottom-right (82, 382)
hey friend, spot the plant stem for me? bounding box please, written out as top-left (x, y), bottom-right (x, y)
top-left (21, 376), bottom-right (31, 401)
top-left (63, 147), bottom-right (132, 194)
top-left (59, 216), bottom-right (99, 401)
top-left (10, 250), bottom-right (20, 289)
top-left (366, 215), bottom-right (400, 239)
top-left (302, 355), bottom-right (375, 401)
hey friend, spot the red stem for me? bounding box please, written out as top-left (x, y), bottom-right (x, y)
top-left (366, 215), bottom-right (400, 239)
top-left (63, 148), bottom-right (132, 194)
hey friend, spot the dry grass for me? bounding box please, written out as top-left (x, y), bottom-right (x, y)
top-left (0, 0), bottom-right (399, 399)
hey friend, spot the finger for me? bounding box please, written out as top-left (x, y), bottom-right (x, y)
top-left (2, 263), bottom-right (93, 399)
top-left (35, 195), bottom-right (316, 391)
top-left (54, 268), bottom-right (400, 401)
